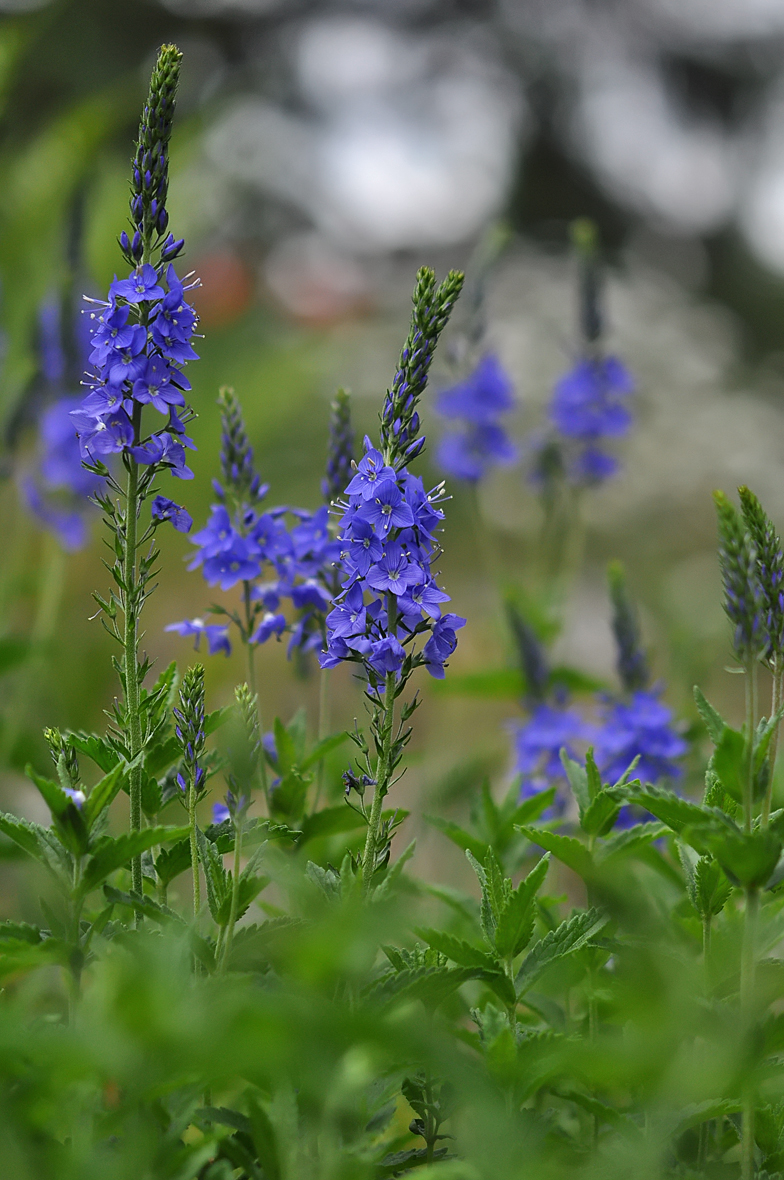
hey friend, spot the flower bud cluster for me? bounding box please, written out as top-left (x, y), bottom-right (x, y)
top-left (379, 267), bottom-right (464, 468)
top-left (120, 44), bottom-right (182, 264)
top-left (714, 490), bottom-right (766, 661)
top-left (173, 664), bottom-right (206, 795)
top-left (739, 485), bottom-right (784, 662)
top-left (608, 561), bottom-right (649, 693)
top-left (322, 388), bottom-right (354, 505)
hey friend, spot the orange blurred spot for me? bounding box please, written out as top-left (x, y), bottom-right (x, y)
top-left (190, 250), bottom-right (255, 329)
top-left (103, 1080), bottom-right (121, 1108)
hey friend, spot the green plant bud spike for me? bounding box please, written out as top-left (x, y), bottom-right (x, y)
top-left (739, 485), bottom-right (784, 659)
top-left (607, 560), bottom-right (649, 693)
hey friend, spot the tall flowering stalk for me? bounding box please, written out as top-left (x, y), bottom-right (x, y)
top-left (321, 267), bottom-right (464, 891)
top-left (739, 485), bottom-right (784, 826)
top-left (71, 45), bottom-right (198, 895)
top-left (173, 665), bottom-right (206, 917)
top-left (714, 489), bottom-right (766, 1180)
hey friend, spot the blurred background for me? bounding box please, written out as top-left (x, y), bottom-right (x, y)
top-left (2, 0), bottom-right (784, 898)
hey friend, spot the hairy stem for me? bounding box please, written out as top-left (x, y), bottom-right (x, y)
top-left (313, 668), bottom-right (331, 811)
top-left (219, 818), bottom-right (243, 973)
top-left (763, 654), bottom-right (783, 828)
top-left (702, 913), bottom-right (711, 962)
top-left (243, 580), bottom-right (268, 802)
top-left (188, 778), bottom-right (200, 919)
top-left (361, 670), bottom-right (397, 894)
top-left (741, 653), bottom-right (758, 1180)
top-left (124, 451), bottom-right (143, 900)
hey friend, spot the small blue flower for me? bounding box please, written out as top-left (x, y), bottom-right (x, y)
top-left (593, 688), bottom-right (687, 788)
top-left (212, 802), bottom-right (230, 825)
top-left (111, 263), bottom-right (165, 305)
top-left (435, 354), bottom-right (518, 483)
top-left (151, 495), bottom-right (192, 533)
top-left (165, 618), bottom-right (231, 656)
top-left (549, 356), bottom-right (634, 441)
top-left (512, 702), bottom-right (592, 806)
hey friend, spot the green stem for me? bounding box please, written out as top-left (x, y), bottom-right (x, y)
top-left (702, 913), bottom-right (711, 962)
top-left (361, 670), bottom-right (397, 894)
top-left (313, 668), bottom-right (331, 811)
top-left (243, 580), bottom-right (268, 802)
top-left (124, 450), bottom-right (143, 899)
top-left (741, 653), bottom-right (759, 1180)
top-left (697, 1120), bottom-right (710, 1172)
top-left (219, 818), bottom-right (243, 973)
top-left (741, 886), bottom-right (758, 1180)
top-left (763, 655), bottom-right (783, 828)
top-left (188, 778), bottom-right (200, 919)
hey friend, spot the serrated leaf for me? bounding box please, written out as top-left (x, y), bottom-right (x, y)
top-left (68, 731), bottom-right (120, 774)
top-left (102, 884), bottom-right (184, 925)
top-left (560, 751), bottom-right (590, 816)
top-left (691, 827), bottom-right (782, 889)
top-left (0, 921), bottom-right (44, 945)
top-left (713, 725), bottom-right (746, 805)
top-left (508, 788), bottom-right (557, 828)
top-left (84, 759), bottom-right (132, 829)
top-left (581, 790), bottom-right (621, 838)
top-left (78, 826), bottom-right (188, 897)
top-left (248, 1097), bottom-right (281, 1180)
top-left (196, 827), bottom-right (228, 923)
top-left (621, 786), bottom-right (729, 836)
top-left (693, 685), bottom-right (725, 746)
top-left (598, 823), bottom-right (668, 863)
top-left (494, 854), bottom-right (550, 959)
top-left (415, 928), bottom-right (499, 970)
top-left (516, 908), bottom-right (608, 994)
top-left (515, 826), bottom-right (595, 881)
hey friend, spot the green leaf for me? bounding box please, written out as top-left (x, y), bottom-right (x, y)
top-left (693, 685), bottom-right (725, 746)
top-left (621, 786), bottom-right (728, 836)
top-left (560, 751), bottom-right (590, 817)
top-left (516, 908), bottom-right (608, 994)
top-left (415, 928), bottom-right (499, 970)
top-left (196, 827), bottom-right (229, 924)
top-left (585, 748), bottom-right (603, 801)
top-left (205, 705), bottom-right (232, 737)
top-left (68, 731), bottom-right (120, 774)
top-left (691, 827), bottom-right (782, 889)
top-left (298, 806), bottom-right (365, 844)
top-left (493, 854), bottom-right (550, 960)
top-left (712, 725), bottom-right (746, 805)
top-left (273, 716), bottom-right (298, 775)
top-left (25, 765), bottom-right (69, 818)
top-left (79, 826), bottom-right (188, 897)
top-left (508, 789), bottom-right (558, 828)
top-left (598, 823), bottom-right (669, 864)
top-left (426, 816), bottom-right (488, 863)
top-left (678, 845), bottom-right (733, 917)
top-left (515, 826), bottom-right (595, 881)
top-left (299, 730), bottom-right (350, 771)
top-left (83, 759), bottom-right (131, 829)
top-left (0, 813), bottom-right (55, 866)
top-left (581, 790), bottom-right (621, 838)
top-left (0, 921), bottom-right (44, 945)
top-left (248, 1098), bottom-right (281, 1180)
top-left (102, 885), bottom-right (184, 925)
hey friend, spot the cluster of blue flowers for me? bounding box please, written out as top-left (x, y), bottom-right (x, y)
top-left (321, 437), bottom-right (464, 682)
top-left (435, 353), bottom-right (518, 483)
top-left (71, 258), bottom-right (198, 500)
top-left (546, 355), bottom-right (635, 484)
top-left (168, 387), bottom-right (341, 658)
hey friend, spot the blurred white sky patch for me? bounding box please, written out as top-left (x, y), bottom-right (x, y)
top-left (205, 17), bottom-right (525, 252)
top-left (641, 0), bottom-right (784, 40)
top-left (570, 37), bottom-right (737, 233)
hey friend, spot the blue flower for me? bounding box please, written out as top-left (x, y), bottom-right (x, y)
top-left (435, 354), bottom-right (515, 423)
top-left (251, 612), bottom-right (286, 644)
top-left (549, 357), bottom-right (634, 441)
top-left (345, 442), bottom-right (397, 500)
top-left (165, 618), bottom-right (231, 656)
top-left (212, 802), bottom-right (230, 825)
top-left (436, 422), bottom-right (518, 483)
top-left (111, 263), bottom-right (165, 304)
top-left (512, 702), bottom-right (592, 807)
top-left (593, 689), bottom-right (687, 788)
top-left (422, 613), bottom-right (466, 679)
top-left (435, 354), bottom-right (518, 483)
top-left (151, 495), bottom-right (192, 533)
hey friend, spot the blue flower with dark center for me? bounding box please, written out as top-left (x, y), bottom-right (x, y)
top-left (151, 495), bottom-right (192, 533)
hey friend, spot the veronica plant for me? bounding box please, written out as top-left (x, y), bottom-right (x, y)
top-left (321, 266), bottom-right (464, 891)
top-left (68, 44), bottom-right (198, 897)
